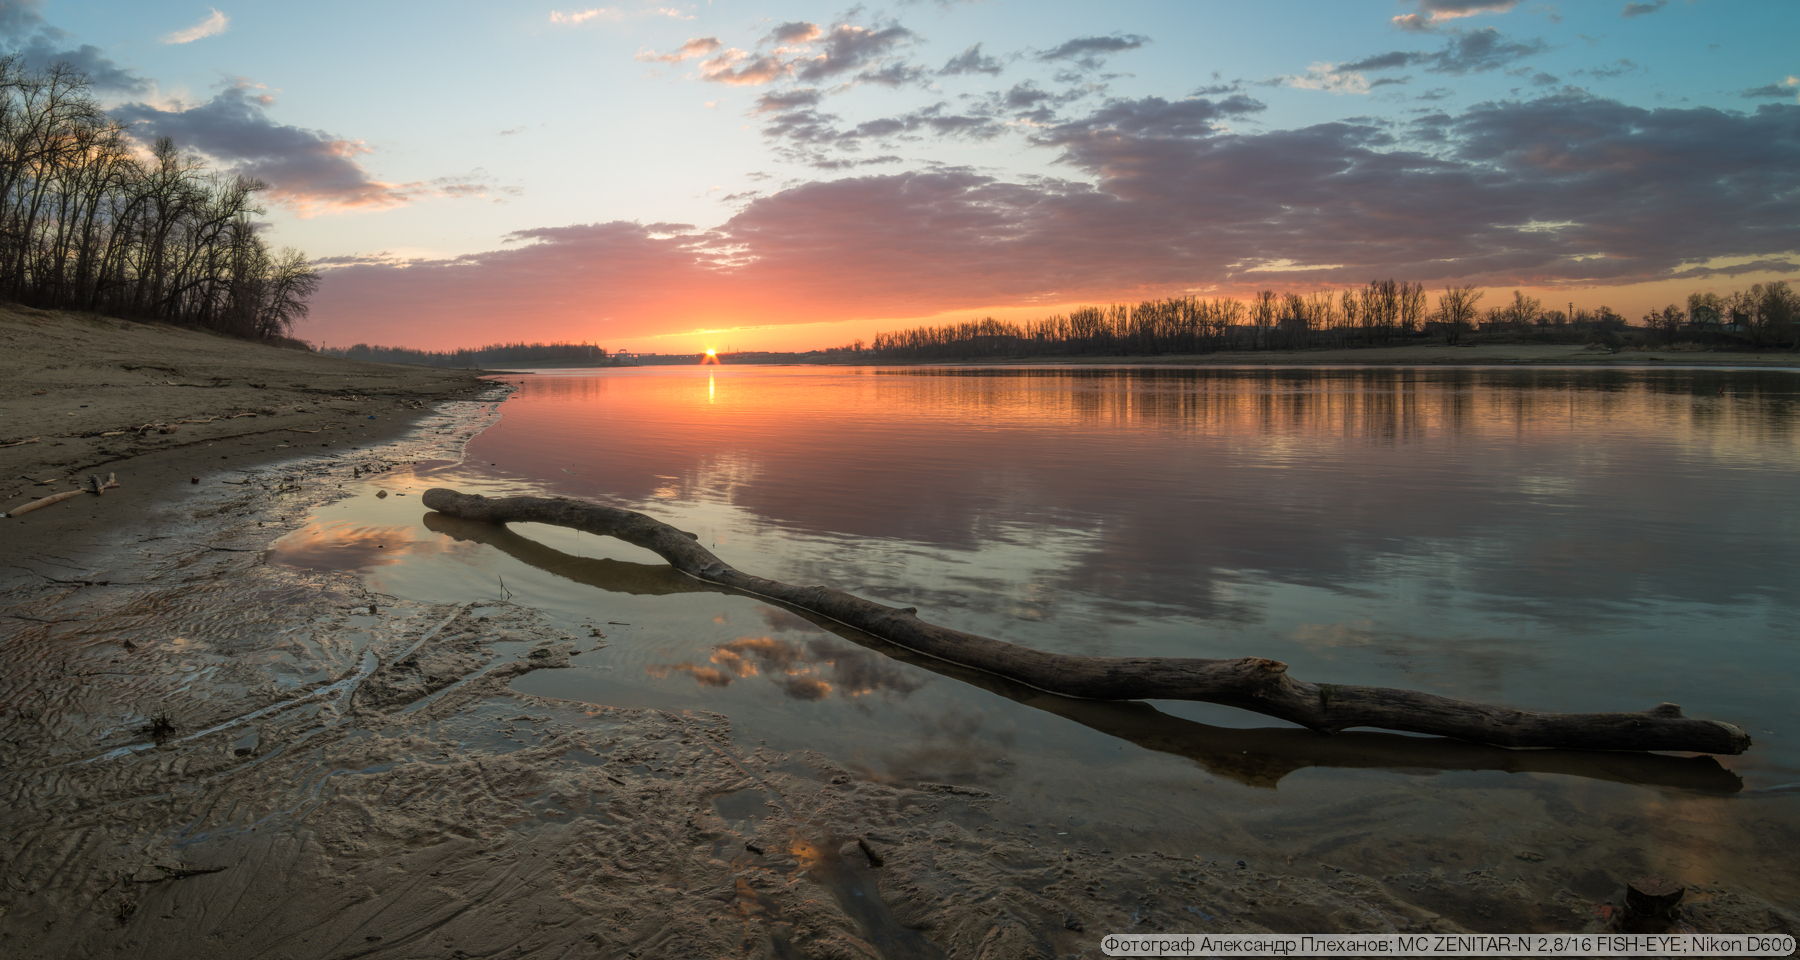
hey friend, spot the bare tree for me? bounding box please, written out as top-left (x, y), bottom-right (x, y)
top-left (1436, 285), bottom-right (1483, 345)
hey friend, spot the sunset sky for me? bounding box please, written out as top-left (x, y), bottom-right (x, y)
top-left (15, 0), bottom-right (1799, 351)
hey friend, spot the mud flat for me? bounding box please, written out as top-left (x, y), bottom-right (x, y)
top-left (2, 312), bottom-right (1793, 958)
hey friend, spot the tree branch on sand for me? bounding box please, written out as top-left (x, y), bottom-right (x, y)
top-left (421, 488), bottom-right (1752, 756)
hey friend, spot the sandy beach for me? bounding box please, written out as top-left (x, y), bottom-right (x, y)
top-left (0, 305), bottom-right (493, 569)
top-left (4, 310), bottom-right (1794, 958)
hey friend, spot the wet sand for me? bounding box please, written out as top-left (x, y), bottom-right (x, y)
top-left (3, 310), bottom-right (1794, 957)
top-left (0, 304), bottom-right (489, 569)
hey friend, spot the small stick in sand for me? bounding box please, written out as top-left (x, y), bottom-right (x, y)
top-left (3, 473), bottom-right (119, 518)
top-left (0, 436), bottom-right (42, 448)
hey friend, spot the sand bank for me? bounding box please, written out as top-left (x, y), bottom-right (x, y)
top-left (0, 304), bottom-right (489, 568)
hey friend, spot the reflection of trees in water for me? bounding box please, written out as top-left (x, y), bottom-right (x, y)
top-left (476, 367), bottom-right (1800, 622)
top-left (874, 367), bottom-right (1800, 448)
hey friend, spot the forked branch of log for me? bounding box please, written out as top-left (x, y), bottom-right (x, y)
top-left (3, 473), bottom-right (118, 518)
top-left (421, 488), bottom-right (1753, 755)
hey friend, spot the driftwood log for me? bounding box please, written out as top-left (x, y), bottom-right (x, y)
top-left (3, 473), bottom-right (117, 518)
top-left (421, 488), bottom-right (1752, 755)
top-left (421, 510), bottom-right (1743, 791)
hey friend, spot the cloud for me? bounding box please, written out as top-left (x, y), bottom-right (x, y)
top-left (12, 34), bottom-right (146, 91)
top-left (753, 88), bottom-right (821, 113)
top-left (1041, 94), bottom-right (1266, 143)
top-left (0, 1), bottom-right (146, 90)
top-left (1342, 28), bottom-right (1546, 75)
top-left (765, 20), bottom-right (819, 44)
top-left (1036, 33), bottom-right (1147, 70)
top-left (939, 42), bottom-right (1002, 76)
top-left (0, 0), bottom-right (46, 37)
top-left (647, 17), bottom-right (921, 90)
top-left (1741, 77), bottom-right (1800, 102)
top-left (549, 6), bottom-right (692, 25)
top-left (856, 62), bottom-right (925, 87)
top-left (698, 48), bottom-right (788, 85)
top-left (1620, 0), bottom-right (1667, 16)
top-left (1429, 27), bottom-right (1545, 73)
top-left (307, 95), bottom-right (1800, 347)
top-left (793, 23), bottom-right (915, 82)
top-left (161, 7), bottom-right (228, 45)
top-left (1393, 0), bottom-right (1518, 29)
top-left (1285, 62), bottom-right (1375, 95)
top-left (755, 93), bottom-right (1004, 166)
top-left (113, 82), bottom-right (409, 215)
top-left (637, 35), bottom-right (720, 63)
top-left (1573, 58), bottom-right (1637, 80)
top-left (1663, 258), bottom-right (1798, 280)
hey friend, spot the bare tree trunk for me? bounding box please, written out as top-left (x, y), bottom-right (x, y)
top-left (420, 488), bottom-right (1752, 756)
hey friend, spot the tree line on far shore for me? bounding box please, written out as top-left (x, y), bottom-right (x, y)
top-left (322, 341), bottom-right (615, 369)
top-left (823, 279), bottom-right (1800, 361)
top-left (0, 59), bottom-right (316, 340)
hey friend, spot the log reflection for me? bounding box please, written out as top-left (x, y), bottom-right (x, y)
top-left (424, 511), bottom-right (1743, 795)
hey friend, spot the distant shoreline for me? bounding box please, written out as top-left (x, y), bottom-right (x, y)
top-left (765, 342), bottom-right (1800, 370)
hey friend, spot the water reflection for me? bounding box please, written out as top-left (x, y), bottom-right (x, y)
top-left (475, 366), bottom-right (1800, 625)
top-left (270, 519), bottom-right (465, 571)
top-left (427, 511), bottom-right (1743, 795)
top-left (648, 634), bottom-right (925, 702)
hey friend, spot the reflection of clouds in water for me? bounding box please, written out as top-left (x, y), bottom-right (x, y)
top-left (1288, 618), bottom-right (1536, 699)
top-left (1291, 619), bottom-right (1381, 649)
top-left (876, 704), bottom-right (1017, 784)
top-left (757, 605), bottom-right (814, 634)
top-left (270, 521), bottom-right (468, 572)
top-left (648, 634), bottom-right (925, 702)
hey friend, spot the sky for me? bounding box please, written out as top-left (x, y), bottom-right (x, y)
top-left (9, 0), bottom-right (1799, 352)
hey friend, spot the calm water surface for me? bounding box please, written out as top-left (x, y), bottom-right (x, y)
top-left (273, 365), bottom-right (1800, 914)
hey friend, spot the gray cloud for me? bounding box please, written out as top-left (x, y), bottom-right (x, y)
top-left (1621, 0), bottom-right (1667, 16)
top-left (754, 88), bottom-right (822, 113)
top-left (1574, 58), bottom-right (1638, 80)
top-left (793, 23), bottom-right (914, 82)
top-left (756, 93), bottom-right (1006, 166)
top-left (1036, 33), bottom-right (1148, 70)
top-left (113, 83), bottom-right (404, 212)
top-left (1040, 94), bottom-right (1266, 143)
top-left (1343, 28), bottom-right (1546, 75)
top-left (1, 0), bottom-right (146, 92)
top-left (765, 20), bottom-right (820, 44)
top-left (1741, 83), bottom-right (1796, 99)
top-left (856, 61), bottom-right (925, 87)
top-left (940, 42), bottom-right (1002, 76)
top-left (12, 34), bottom-right (145, 91)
